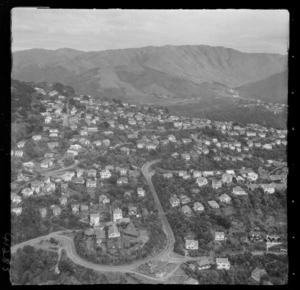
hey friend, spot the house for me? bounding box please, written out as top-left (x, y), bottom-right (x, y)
top-left (203, 171), bottom-right (214, 177)
top-left (108, 223), bottom-right (120, 238)
top-left (21, 187), bottom-right (34, 197)
top-left (219, 193), bottom-right (231, 203)
top-left (117, 177), bottom-right (128, 185)
top-left (137, 187), bottom-right (145, 197)
top-left (124, 191), bottom-right (132, 198)
top-left (71, 204), bottom-right (80, 214)
top-left (180, 195), bottom-right (191, 204)
top-left (163, 173), bottom-right (173, 179)
top-left (193, 171), bottom-right (202, 178)
top-left (100, 169), bottom-right (111, 179)
top-left (197, 259), bottom-right (211, 270)
top-left (262, 144), bottom-right (272, 150)
top-left (12, 207), bottom-right (22, 215)
top-left (215, 232), bottom-right (225, 241)
top-left (80, 204), bottom-right (89, 213)
top-left (11, 193), bottom-right (22, 204)
top-left (32, 135), bottom-right (42, 141)
top-left (53, 206), bottom-right (62, 216)
top-left (168, 135), bottom-right (176, 142)
top-left (73, 177), bottom-right (85, 184)
top-left (265, 234), bottom-right (280, 243)
top-left (113, 208), bottom-right (123, 222)
top-left (14, 150), bottom-right (24, 157)
top-left (208, 200), bottom-right (219, 209)
top-left (99, 194), bottom-right (110, 204)
top-left (249, 231), bottom-right (264, 242)
top-left (216, 258), bottom-right (230, 270)
top-left (88, 169), bottom-right (97, 177)
top-left (222, 173), bottom-right (233, 184)
top-left (251, 268), bottom-right (268, 283)
top-left (95, 228), bottom-right (106, 245)
top-left (232, 186), bottom-right (247, 195)
top-left (193, 202), bottom-right (204, 212)
top-left (59, 196), bottom-right (68, 207)
top-left (196, 177), bottom-right (208, 187)
top-left (90, 213), bottom-right (100, 227)
top-left (86, 179), bottom-right (97, 188)
top-left (185, 239), bottom-right (199, 250)
top-left (184, 278), bottom-right (199, 285)
top-left (226, 170), bottom-right (235, 175)
top-left (212, 179), bottom-right (222, 189)
top-left (182, 205), bottom-right (192, 216)
top-left (39, 208), bottom-right (47, 218)
top-left (260, 184), bottom-right (276, 194)
top-left (128, 206), bottom-right (138, 216)
top-left (17, 141), bottom-right (26, 148)
top-left (170, 195), bottom-right (180, 207)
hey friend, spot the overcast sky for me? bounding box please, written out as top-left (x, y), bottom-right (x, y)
top-left (12, 9), bottom-right (289, 55)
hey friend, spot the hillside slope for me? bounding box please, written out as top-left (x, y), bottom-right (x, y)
top-left (12, 45), bottom-right (287, 100)
top-left (235, 71), bottom-right (288, 104)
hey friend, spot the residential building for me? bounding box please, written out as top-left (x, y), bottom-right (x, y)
top-left (232, 186), bottom-right (247, 195)
top-left (216, 258), bottom-right (230, 270)
top-left (219, 193), bottom-right (231, 203)
top-left (215, 232), bottom-right (225, 241)
top-left (185, 239), bottom-right (199, 250)
top-left (193, 202), bottom-right (204, 212)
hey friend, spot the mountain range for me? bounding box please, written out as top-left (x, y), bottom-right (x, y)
top-left (12, 45), bottom-right (287, 103)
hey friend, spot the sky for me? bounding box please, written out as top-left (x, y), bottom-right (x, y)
top-left (12, 9), bottom-right (289, 55)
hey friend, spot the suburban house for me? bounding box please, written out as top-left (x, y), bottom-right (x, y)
top-left (86, 179), bottom-right (97, 188)
top-left (212, 179), bottom-right (222, 189)
top-left (203, 171), bottom-right (214, 177)
top-left (163, 173), bottom-right (173, 179)
top-left (232, 186), bottom-right (247, 195)
top-left (208, 200), bottom-right (219, 209)
top-left (95, 228), bottom-right (106, 245)
top-left (260, 184), bottom-right (276, 194)
top-left (108, 224), bottom-right (120, 238)
top-left (90, 213), bottom-right (100, 227)
top-left (71, 204), bottom-right (80, 214)
top-left (215, 232), bottom-right (225, 241)
top-left (39, 208), bottom-right (47, 218)
top-left (170, 195), bottom-right (180, 207)
top-left (185, 239), bottom-right (199, 250)
top-left (196, 177), bottom-right (208, 187)
top-left (216, 258), bottom-right (230, 270)
top-left (222, 173), bottom-right (233, 183)
top-left (219, 193), bottom-right (231, 203)
top-left (197, 259), bottom-right (211, 270)
top-left (128, 206), bottom-right (138, 216)
top-left (99, 195), bottom-right (110, 204)
top-left (117, 177), bottom-right (129, 185)
top-left (113, 208), bottom-right (123, 222)
top-left (21, 187), bottom-right (34, 197)
top-left (193, 202), bottom-right (204, 212)
top-left (180, 195), bottom-right (191, 204)
top-left (12, 207), bottom-right (22, 215)
top-left (52, 206), bottom-right (62, 216)
top-left (100, 169), bottom-right (111, 179)
top-left (137, 187), bottom-right (145, 197)
top-left (251, 268), bottom-right (268, 283)
top-left (182, 205), bottom-right (192, 216)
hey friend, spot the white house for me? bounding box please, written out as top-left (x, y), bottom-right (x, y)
top-left (21, 187), bottom-right (34, 197)
top-left (137, 187), bottom-right (146, 197)
top-left (12, 207), bottom-right (22, 215)
top-left (193, 202), bottom-right (204, 212)
top-left (196, 177), bottom-right (208, 187)
top-left (113, 208), bottom-right (123, 222)
top-left (232, 186), bottom-right (247, 196)
top-left (170, 195), bottom-right (180, 207)
top-left (90, 213), bottom-right (100, 227)
top-left (216, 258), bottom-right (230, 270)
top-left (215, 232), bottom-right (225, 241)
top-left (185, 239), bottom-right (199, 250)
top-left (32, 135), bottom-right (42, 141)
top-left (100, 169), bottom-right (111, 179)
top-left (219, 193), bottom-right (231, 203)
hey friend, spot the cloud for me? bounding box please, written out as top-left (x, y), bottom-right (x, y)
top-left (11, 8), bottom-right (289, 54)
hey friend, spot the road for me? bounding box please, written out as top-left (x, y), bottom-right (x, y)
top-left (40, 160), bottom-right (79, 177)
top-left (141, 159), bottom-right (176, 260)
